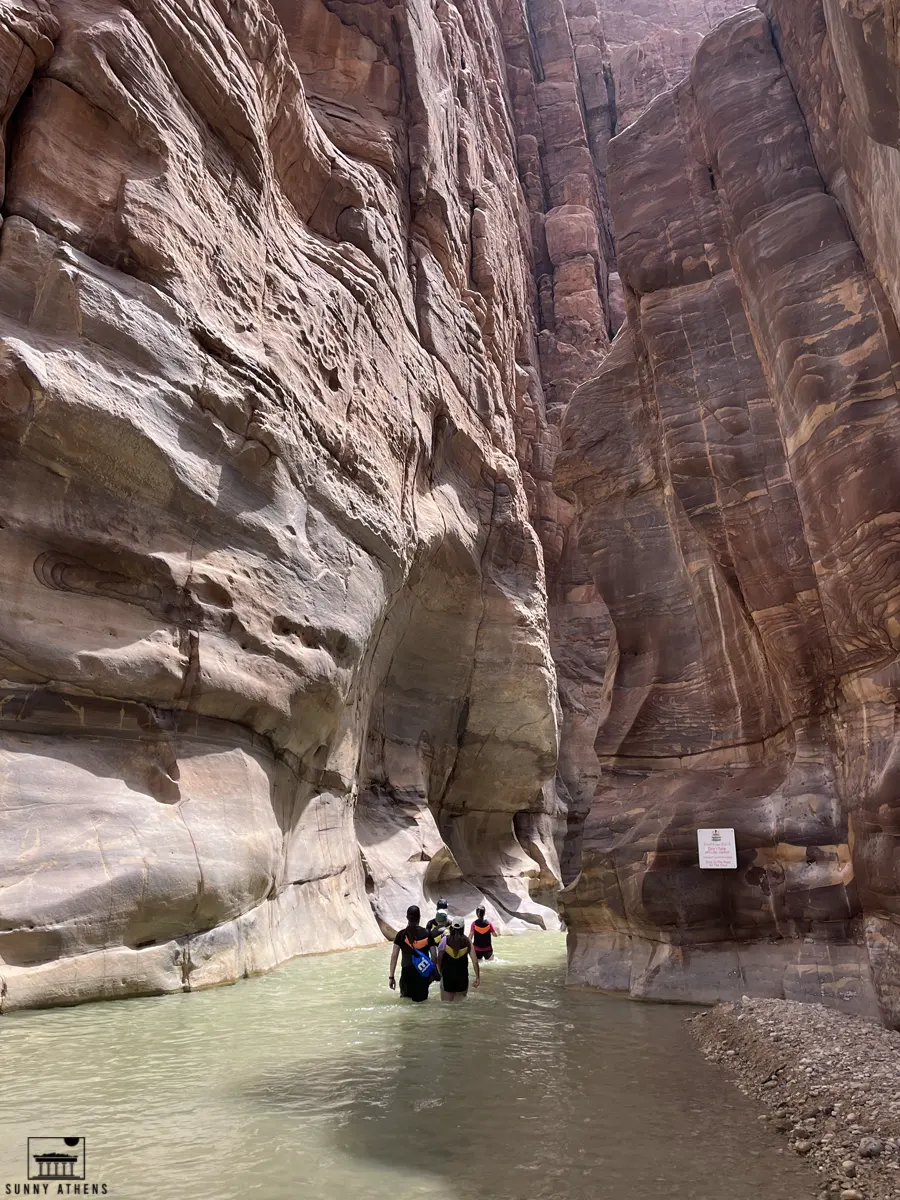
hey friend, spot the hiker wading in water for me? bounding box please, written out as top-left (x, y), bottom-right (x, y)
top-left (469, 906), bottom-right (498, 961)
top-left (437, 918), bottom-right (480, 1002)
top-left (427, 908), bottom-right (449, 944)
top-left (426, 899), bottom-right (449, 941)
top-left (389, 905), bottom-right (437, 1002)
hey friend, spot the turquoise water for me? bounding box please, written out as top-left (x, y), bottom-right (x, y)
top-left (0, 934), bottom-right (815, 1198)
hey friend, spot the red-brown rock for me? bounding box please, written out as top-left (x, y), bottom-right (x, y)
top-left (558, 3), bottom-right (900, 1028)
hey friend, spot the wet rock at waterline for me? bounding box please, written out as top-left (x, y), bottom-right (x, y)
top-left (557, 2), bottom-right (900, 1028)
top-left (3, 0), bottom-right (900, 1029)
top-left (0, 0), bottom-right (564, 1010)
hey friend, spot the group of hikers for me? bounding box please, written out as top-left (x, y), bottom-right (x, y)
top-left (388, 899), bottom-right (499, 1003)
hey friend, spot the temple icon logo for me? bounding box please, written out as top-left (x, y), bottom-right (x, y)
top-left (28, 1138), bottom-right (86, 1181)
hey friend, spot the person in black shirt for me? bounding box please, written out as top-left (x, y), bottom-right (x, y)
top-left (469, 906), bottom-right (498, 960)
top-left (426, 899), bottom-right (449, 940)
top-left (436, 918), bottom-right (480, 1002)
top-left (388, 905), bottom-right (437, 1002)
top-left (426, 908), bottom-right (449, 944)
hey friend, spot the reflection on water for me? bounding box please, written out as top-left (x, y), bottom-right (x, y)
top-left (0, 935), bottom-right (815, 1199)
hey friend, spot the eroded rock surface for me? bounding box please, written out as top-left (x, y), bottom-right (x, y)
top-left (0, 0), bottom-right (570, 1010)
top-left (6, 0), bottom-right (896, 1026)
top-left (502, 0), bottom-right (747, 886)
top-left (558, 3), bottom-right (900, 1026)
top-left (598, 0), bottom-right (744, 130)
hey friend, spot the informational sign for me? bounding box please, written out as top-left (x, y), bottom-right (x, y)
top-left (697, 827), bottom-right (737, 869)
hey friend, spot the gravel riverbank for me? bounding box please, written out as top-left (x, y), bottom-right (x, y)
top-left (689, 999), bottom-right (900, 1200)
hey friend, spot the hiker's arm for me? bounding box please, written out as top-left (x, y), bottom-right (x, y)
top-left (388, 944), bottom-right (399, 989)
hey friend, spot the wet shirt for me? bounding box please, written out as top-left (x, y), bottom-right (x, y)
top-left (394, 925), bottom-right (435, 967)
top-left (437, 934), bottom-right (472, 992)
top-left (426, 917), bottom-right (449, 941)
top-left (438, 935), bottom-right (470, 960)
top-left (470, 921), bottom-right (496, 950)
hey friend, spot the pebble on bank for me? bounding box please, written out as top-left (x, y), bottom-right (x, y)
top-left (689, 998), bottom-right (900, 1200)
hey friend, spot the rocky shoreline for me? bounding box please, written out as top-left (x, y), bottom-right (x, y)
top-left (689, 999), bottom-right (900, 1199)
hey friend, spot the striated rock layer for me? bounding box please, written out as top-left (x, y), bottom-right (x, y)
top-left (501, 0), bottom-right (747, 885)
top-left (7, 0), bottom-right (899, 1028)
top-left (558, 2), bottom-right (900, 1026)
top-left (0, 0), bottom-right (754, 1011)
top-left (0, 0), bottom-right (573, 1011)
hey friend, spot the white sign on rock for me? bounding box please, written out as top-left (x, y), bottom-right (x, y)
top-left (697, 827), bottom-right (737, 869)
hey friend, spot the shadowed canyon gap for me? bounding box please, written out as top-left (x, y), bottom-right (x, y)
top-left (1, 0), bottom-right (899, 1029)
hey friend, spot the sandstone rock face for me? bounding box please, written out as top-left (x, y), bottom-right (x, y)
top-left (597, 0), bottom-right (744, 130)
top-left (558, 3), bottom-right (900, 1026)
top-left (502, 0), bottom-right (747, 887)
top-left (0, 0), bottom-right (568, 1011)
top-left (7, 0), bottom-right (891, 1027)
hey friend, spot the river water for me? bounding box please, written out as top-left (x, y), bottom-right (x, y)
top-left (0, 934), bottom-right (815, 1199)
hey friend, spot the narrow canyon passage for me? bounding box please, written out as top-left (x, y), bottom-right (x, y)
top-left (3, 0), bottom-right (900, 1025)
top-left (1, 0), bottom-right (900, 1186)
top-left (0, 936), bottom-right (816, 1199)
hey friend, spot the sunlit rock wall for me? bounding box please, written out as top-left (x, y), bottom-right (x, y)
top-left (7, 0), bottom-right (888, 1025)
top-left (558, 2), bottom-right (900, 1027)
top-left (0, 0), bottom-right (564, 1011)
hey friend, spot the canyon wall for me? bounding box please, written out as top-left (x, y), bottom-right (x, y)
top-left (0, 0), bottom-right (750, 1011)
top-left (558, 1), bottom-right (900, 1027)
top-left (0, 0), bottom-right (573, 1011)
top-left (6, 0), bottom-right (898, 1027)
top-left (503, 0), bottom-right (747, 884)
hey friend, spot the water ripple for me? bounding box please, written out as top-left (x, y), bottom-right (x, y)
top-left (0, 935), bottom-right (816, 1200)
